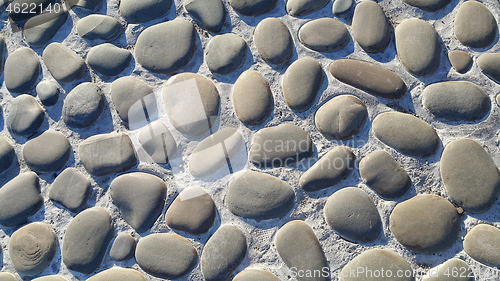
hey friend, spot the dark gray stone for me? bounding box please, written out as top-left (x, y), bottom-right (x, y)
top-left (299, 18), bottom-right (350, 52)
top-left (352, 1), bottom-right (391, 53)
top-left (62, 82), bottom-right (104, 128)
top-left (87, 44), bottom-right (132, 76)
top-left (86, 268), bottom-right (146, 281)
top-left (403, 0), bottom-right (450, 11)
top-left (206, 33), bottom-right (248, 74)
top-left (448, 50), bottom-right (473, 74)
top-left (229, 0), bottom-right (277, 16)
top-left (6, 94), bottom-right (45, 137)
top-left (77, 15), bottom-right (122, 40)
top-left (478, 53), bottom-right (500, 83)
top-left (23, 130), bottom-right (70, 173)
top-left (36, 80), bottom-right (59, 106)
top-left (5, 47), bottom-right (40, 93)
top-left (184, 0), bottom-right (226, 33)
top-left (24, 10), bottom-right (68, 47)
top-left (233, 70), bottom-right (273, 125)
top-left (70, 0), bottom-right (102, 10)
top-left (49, 168), bottom-right (91, 212)
top-left (233, 269), bottom-right (280, 281)
top-left (454, 1), bottom-right (497, 48)
top-left (0, 136), bottom-right (15, 174)
top-left (42, 43), bottom-right (86, 83)
top-left (120, 0), bottom-right (172, 23)
top-left (286, 0), bottom-right (329, 16)
top-left (111, 76), bottom-right (156, 124)
top-left (138, 121), bottom-right (177, 164)
top-left (463, 224), bottom-right (500, 267)
top-left (282, 57), bottom-right (323, 112)
top-left (109, 234), bottom-right (136, 261)
top-left (254, 18), bottom-right (292, 65)
top-left (0, 36), bottom-right (6, 75)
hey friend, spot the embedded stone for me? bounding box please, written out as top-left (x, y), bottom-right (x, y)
top-left (70, 0), bottom-right (102, 10)
top-left (62, 82), bottom-right (104, 128)
top-left (5, 47), bottom-right (40, 93)
top-left (77, 15), bottom-right (122, 40)
top-left (254, 17), bottom-right (292, 64)
top-left (282, 57), bottom-right (323, 112)
top-left (36, 80), bottom-right (59, 106)
top-left (233, 269), bottom-right (280, 281)
top-left (109, 234), bottom-right (136, 261)
top-left (87, 268), bottom-right (146, 281)
top-left (49, 168), bottom-right (91, 212)
top-left (0, 136), bottom-right (15, 174)
top-left (448, 50), bottom-right (473, 74)
top-left (42, 42), bottom-right (86, 83)
top-left (87, 44), bottom-right (132, 76)
top-left (403, 0), bottom-right (450, 11)
top-left (120, 0), bottom-right (172, 23)
top-left (111, 76), bottom-right (156, 125)
top-left (332, 0), bottom-right (352, 14)
top-left (352, 1), bottom-right (391, 53)
top-left (478, 53), bottom-right (500, 83)
top-left (389, 194), bottom-right (460, 254)
top-left (184, 0), bottom-right (226, 33)
top-left (299, 18), bottom-right (350, 52)
top-left (463, 224), bottom-right (500, 267)
top-left (0, 36), bottom-right (6, 74)
top-left (455, 1), bottom-right (497, 48)
top-left (24, 10), bottom-right (68, 47)
top-left (6, 94), bottom-right (44, 137)
top-left (286, 0), bottom-right (329, 17)
top-left (229, 0), bottom-right (277, 16)
top-left (233, 70), bottom-right (273, 125)
top-left (138, 121), bottom-right (177, 164)
top-left (0, 273), bottom-right (15, 281)
top-left (422, 258), bottom-right (473, 281)
top-left (23, 130), bottom-right (70, 173)
top-left (33, 276), bottom-right (68, 281)
top-left (206, 33), bottom-right (248, 74)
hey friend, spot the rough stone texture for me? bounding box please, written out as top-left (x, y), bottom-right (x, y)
top-left (300, 146), bottom-right (355, 192)
top-left (454, 1), bottom-right (498, 48)
top-left (24, 10), bottom-right (68, 47)
top-left (62, 82), bottom-right (104, 128)
top-left (5, 47), bottom-right (40, 93)
top-left (478, 53), bottom-right (500, 83)
top-left (332, 0), bottom-right (352, 14)
top-left (43, 42), bottom-right (86, 83)
top-left (0, 136), bottom-right (15, 174)
top-left (395, 18), bottom-right (441, 77)
top-left (282, 57), bottom-right (323, 112)
top-left (276, 220), bottom-right (328, 281)
top-left (6, 94), bottom-right (45, 137)
top-left (86, 268), bottom-right (146, 281)
top-left (359, 150), bottom-right (411, 198)
top-left (299, 18), bottom-right (350, 52)
top-left (36, 80), bottom-right (59, 106)
top-left (233, 269), bottom-right (280, 281)
top-left (120, 0), bottom-right (172, 22)
top-left (448, 50), bottom-right (473, 74)
top-left (352, 1), bottom-right (391, 53)
top-left (77, 15), bottom-right (122, 40)
top-left (372, 112), bottom-right (439, 157)
top-left (111, 76), bottom-right (156, 125)
top-left (9, 222), bottom-right (57, 276)
top-left (233, 70), bottom-right (274, 125)
top-left (49, 168), bottom-right (91, 212)
top-left (33, 276), bottom-right (68, 281)
top-left (184, 0), bottom-right (226, 33)
top-left (138, 121), bottom-right (177, 164)
top-left (110, 172), bottom-right (167, 233)
top-left (229, 0), bottom-right (277, 16)
top-left (109, 234), bottom-right (136, 261)
top-left (389, 194), bottom-right (460, 254)
top-left (87, 44), bottom-right (132, 76)
top-left (286, 0), bottom-right (329, 17)
top-left (329, 59), bottom-right (407, 99)
top-left (422, 258), bottom-right (474, 281)
top-left (463, 224), bottom-right (500, 267)
top-left (254, 18), bottom-right (292, 64)
top-left (136, 233), bottom-right (198, 279)
top-left (79, 133), bottom-right (137, 177)
top-left (201, 225), bottom-right (247, 281)
top-left (403, 0), bottom-right (450, 11)
top-left (206, 33), bottom-right (248, 74)
top-left (0, 273), bottom-right (16, 281)
top-left (23, 130), bottom-right (71, 173)
top-left (441, 138), bottom-right (500, 213)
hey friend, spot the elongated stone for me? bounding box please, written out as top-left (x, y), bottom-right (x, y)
top-left (87, 268), bottom-right (146, 281)
top-left (454, 1), bottom-right (497, 48)
top-left (233, 269), bottom-right (280, 281)
top-left (77, 15), bottom-right (122, 40)
top-left (6, 94), bottom-right (45, 137)
top-left (138, 121), bottom-right (177, 164)
top-left (403, 0), bottom-right (450, 11)
top-left (109, 234), bottom-right (136, 261)
top-left (43, 43), bottom-right (86, 83)
top-left (87, 44), bottom-right (132, 76)
top-left (184, 0), bottom-right (226, 33)
top-left (463, 224), bottom-right (500, 267)
top-left (62, 82), bottom-right (104, 128)
top-left (120, 0), bottom-right (172, 23)
top-left (282, 57), bottom-right (323, 112)
top-left (233, 70), bottom-right (273, 125)
top-left (0, 36), bottom-right (6, 75)
top-left (0, 136), bottom-right (15, 174)
top-left (422, 258), bottom-right (473, 281)
top-left (286, 0), bottom-right (329, 17)
top-left (24, 10), bottom-right (68, 47)
top-left (111, 76), bottom-right (156, 125)
top-left (36, 80), bottom-right (59, 106)
top-left (23, 130), bottom-right (70, 172)
top-left (299, 18), bottom-right (350, 52)
top-left (478, 53), bottom-right (500, 83)
top-left (206, 33), bottom-right (247, 74)
top-left (5, 47), bottom-right (40, 93)
top-left (49, 168), bottom-right (91, 212)
top-left (352, 1), bottom-right (391, 53)
top-left (448, 50), bottom-right (472, 74)
top-left (229, 0), bottom-right (277, 16)
top-left (254, 18), bottom-right (292, 65)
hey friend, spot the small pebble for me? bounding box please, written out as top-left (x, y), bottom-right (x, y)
top-left (77, 15), bottom-right (122, 40)
top-left (109, 234), bottom-right (136, 261)
top-left (233, 269), bottom-right (280, 281)
top-left (233, 70), bottom-right (273, 125)
top-left (138, 121), bottom-right (177, 164)
top-left (454, 1), bottom-right (497, 48)
top-left (332, 0), bottom-right (352, 14)
top-left (5, 47), bottom-right (41, 93)
top-left (43, 42), bottom-right (86, 83)
top-left (111, 76), bottom-right (156, 125)
top-left (0, 136), bottom-right (16, 174)
top-left (23, 130), bottom-right (71, 173)
top-left (87, 43), bottom-right (132, 76)
top-left (286, 0), bottom-right (329, 17)
top-left (184, 0), bottom-right (226, 33)
top-left (463, 224), bottom-right (500, 267)
top-left (299, 18), bottom-right (350, 52)
top-left (120, 0), bottom-right (172, 23)
top-left (62, 82), bottom-right (104, 128)
top-left (36, 80), bottom-right (59, 106)
top-left (478, 53), bottom-right (500, 83)
top-left (6, 94), bottom-right (45, 137)
top-left (254, 17), bottom-right (293, 65)
top-left (206, 33), bottom-right (248, 74)
top-left (282, 57), bottom-right (323, 112)
top-left (448, 50), bottom-right (473, 74)
top-left (49, 168), bottom-right (91, 212)
top-left (229, 0), bottom-right (277, 16)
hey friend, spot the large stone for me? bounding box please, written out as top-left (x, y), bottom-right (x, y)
top-left (42, 43), bottom-right (86, 83)
top-left (24, 10), bottom-right (68, 47)
top-left (233, 70), bottom-right (273, 125)
top-left (0, 136), bottom-right (16, 174)
top-left (62, 82), bottom-right (104, 128)
top-left (233, 269), bottom-right (280, 281)
top-left (206, 33), bottom-right (248, 74)
top-left (23, 130), bottom-right (70, 173)
top-left (6, 94), bottom-right (45, 137)
top-left (448, 50), bottom-right (473, 74)
top-left (87, 44), bottom-right (132, 76)
top-left (36, 80), bottom-right (59, 106)
top-left (403, 0), bottom-right (450, 11)
top-left (86, 268), bottom-right (146, 281)
top-left (111, 76), bottom-right (156, 125)
top-left (282, 57), bottom-right (323, 112)
top-left (229, 0), bottom-right (277, 16)
top-left (120, 0), bottom-right (172, 23)
top-left (49, 168), bottom-right (91, 212)
top-left (77, 15), bottom-right (122, 40)
top-left (441, 138), bottom-right (500, 213)
top-left (478, 53), bottom-right (500, 83)
top-left (422, 258), bottom-right (473, 281)
top-left (286, 0), bottom-right (329, 16)
top-left (299, 18), bottom-right (350, 52)
top-left (254, 18), bottom-right (293, 65)
top-left (463, 224), bottom-right (500, 267)
top-left (352, 1), bottom-right (391, 53)
top-left (454, 1), bottom-right (497, 48)
top-left (184, 0), bottom-right (226, 33)
top-left (5, 47), bottom-right (40, 93)
top-left (109, 234), bottom-right (136, 261)
top-left (138, 121), bottom-right (177, 164)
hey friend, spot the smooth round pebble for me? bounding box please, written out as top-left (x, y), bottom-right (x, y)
top-left (24, 10), bottom-right (68, 47)
top-left (478, 53), bottom-right (500, 83)
top-left (49, 168), bottom-right (91, 212)
top-left (282, 57), bottom-right (323, 112)
top-left (184, 0), bottom-right (226, 33)
top-left (286, 0), bottom-right (329, 17)
top-left (6, 94), bottom-right (45, 137)
top-left (36, 81), bottom-right (59, 106)
top-left (233, 269), bottom-right (280, 281)
top-left (463, 224), bottom-right (500, 267)
top-left (454, 1), bottom-right (497, 48)
top-left (332, 0), bottom-right (352, 14)
top-left (229, 0), bottom-right (277, 16)
top-left (42, 42), bottom-right (86, 83)
top-left (448, 50), bottom-right (473, 74)
top-left (138, 121), bottom-right (177, 164)
top-left (5, 47), bottom-right (41, 93)
top-left (109, 234), bottom-right (136, 261)
top-left (299, 18), bottom-right (350, 52)
top-left (120, 0), bottom-right (172, 23)
top-left (62, 82), bottom-right (104, 128)
top-left (352, 1), bottom-right (391, 53)
top-left (422, 258), bottom-right (473, 281)
top-left (206, 33), bottom-right (248, 74)
top-left (0, 273), bottom-right (16, 281)
top-left (0, 136), bottom-right (15, 174)
top-left (111, 76), bottom-right (156, 125)
top-left (86, 268), bottom-right (146, 281)
top-left (87, 43), bottom-right (132, 76)
top-left (254, 18), bottom-right (292, 65)
top-left (233, 70), bottom-right (273, 126)
top-left (77, 15), bottom-right (122, 40)
top-left (403, 0), bottom-right (450, 11)
top-left (23, 130), bottom-right (70, 173)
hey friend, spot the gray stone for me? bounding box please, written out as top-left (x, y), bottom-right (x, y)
top-left (254, 18), bottom-right (292, 65)
top-left (184, 0), bottom-right (226, 33)
top-left (42, 43), bottom-right (86, 83)
top-left (77, 15), bottom-right (122, 40)
top-left (389, 194), bottom-right (460, 254)
top-left (201, 225), bottom-right (247, 281)
top-left (352, 1), bottom-right (391, 53)
top-left (448, 50), bottom-right (472, 74)
top-left (249, 123), bottom-right (313, 168)
top-left (87, 44), bottom-right (132, 76)
top-left (70, 0), bottom-right (102, 10)
top-left (403, 0), bottom-right (450, 11)
top-left (206, 33), bottom-right (248, 74)
top-left (24, 10), bottom-right (68, 47)
top-left (6, 95), bottom-right (45, 137)
top-left (463, 224), bottom-right (500, 267)
top-left (441, 138), bottom-right (500, 213)
top-left (0, 172), bottom-right (42, 227)
top-left (229, 0), bottom-right (277, 16)
top-left (79, 133), bottom-right (137, 177)
top-left (422, 258), bottom-right (473, 281)
top-left (62, 82), bottom-right (104, 128)
top-left (120, 0), bottom-right (172, 23)
top-left (454, 1), bottom-right (497, 48)
top-left (329, 59), bottom-right (407, 99)
top-left (23, 130), bottom-right (71, 173)
top-left (136, 233), bottom-right (198, 279)
top-left (36, 80), bottom-right (59, 106)
top-left (233, 269), bottom-right (280, 281)
top-left (138, 121), bottom-right (177, 164)
top-left (8, 0), bottom-right (53, 21)
top-left (300, 146), bottom-right (355, 192)
top-left (0, 36), bottom-right (6, 75)
top-left (109, 234), bottom-right (136, 261)
top-left (5, 47), bottom-right (40, 93)
top-left (299, 18), bottom-right (350, 52)
top-left (286, 0), bottom-right (329, 16)
top-left (111, 76), bottom-right (156, 124)
top-left (9, 222), bottom-right (57, 276)
top-left (49, 168), bottom-right (91, 212)
top-left (233, 70), bottom-right (273, 125)
top-left (110, 172), bottom-right (166, 233)
top-left (62, 207), bottom-right (114, 274)
top-left (33, 276), bottom-right (69, 281)
top-left (332, 0), bottom-right (352, 14)
top-left (359, 150), bottom-right (410, 198)
top-left (276, 220), bottom-right (328, 281)
top-left (87, 268), bottom-right (146, 281)
top-left (0, 273), bottom-right (15, 281)
top-left (0, 136), bottom-right (15, 174)
top-left (372, 112), bottom-right (439, 157)
top-left (135, 19), bottom-right (196, 73)
top-left (282, 57), bottom-right (323, 112)
top-left (165, 186), bottom-right (216, 235)
top-left (478, 53), bottom-right (500, 83)
top-left (422, 81), bottom-right (490, 121)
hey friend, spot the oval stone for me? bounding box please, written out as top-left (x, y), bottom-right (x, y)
top-left (448, 50), bottom-right (473, 74)
top-left (229, 0), bottom-right (276, 16)
top-left (233, 269), bottom-right (280, 281)
top-left (6, 94), bottom-right (45, 137)
top-left (329, 59), bottom-right (406, 99)
top-left (403, 0), bottom-right (450, 11)
top-left (286, 0), bottom-right (329, 16)
top-left (0, 273), bottom-right (15, 281)
top-left (254, 18), bottom-right (292, 65)
top-left (109, 234), bottom-right (136, 261)
top-left (454, 1), bottom-right (497, 48)
top-left (111, 76), bottom-right (156, 125)
top-left (299, 18), bottom-right (350, 52)
top-left (120, 0), bottom-right (172, 23)
top-left (42, 43), bottom-right (86, 83)
top-left (77, 15), bottom-right (122, 40)
top-left (62, 82), bottom-right (104, 128)
top-left (36, 80), bottom-right (59, 106)
top-left (389, 194), bottom-right (460, 254)
top-left (206, 33), bottom-right (247, 74)
top-left (422, 81), bottom-right (490, 121)
top-left (24, 10), bottom-right (68, 47)
top-left (87, 268), bottom-right (146, 281)
top-left (282, 57), bottom-right (323, 112)
top-left (395, 18), bottom-right (440, 77)
top-left (372, 112), bottom-right (439, 157)
top-left (332, 0), bottom-right (352, 14)
top-left (463, 224), bottom-right (500, 267)
top-left (352, 1), bottom-right (391, 53)
top-left (87, 44), bottom-right (132, 76)
top-left (184, 0), bottom-right (225, 33)
top-left (233, 70), bottom-right (273, 126)
top-left (441, 139), bottom-right (500, 213)
top-left (5, 47), bottom-right (40, 93)
top-left (23, 130), bottom-right (71, 173)
top-left (422, 258), bottom-right (473, 281)
top-left (33, 276), bottom-right (68, 281)
top-left (49, 168), bottom-right (91, 212)
top-left (0, 136), bottom-right (15, 174)
top-left (138, 121), bottom-right (177, 164)
top-left (478, 53), bottom-right (500, 83)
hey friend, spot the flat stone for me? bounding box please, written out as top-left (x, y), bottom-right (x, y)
top-left (315, 95), bottom-right (367, 140)
top-left (441, 138), bottom-right (500, 213)
top-left (448, 50), bottom-right (473, 74)
top-left (138, 121), bottom-right (177, 164)
top-left (389, 194), bottom-right (460, 254)
top-left (276, 220), bottom-right (328, 281)
top-left (0, 273), bottom-right (15, 281)
top-left (339, 249), bottom-right (413, 281)
top-left (23, 130), bottom-right (70, 173)
top-left (352, 1), bottom-right (391, 53)
top-left (395, 19), bottom-right (441, 77)
top-left (120, 0), bottom-right (172, 23)
top-left (249, 123), bottom-right (313, 168)
top-left (110, 172), bottom-right (166, 233)
top-left (299, 18), bottom-right (350, 52)
top-left (36, 80), bottom-right (59, 106)
top-left (8, 0), bottom-right (53, 21)
top-left (111, 76), bottom-right (156, 125)
top-left (286, 0), bottom-right (329, 16)
top-left (62, 207), bottom-right (114, 274)
top-left (189, 128), bottom-right (244, 178)
top-left (136, 233), bottom-right (198, 279)
top-left (300, 146), bottom-right (355, 192)
top-left (422, 258), bottom-right (473, 281)
top-left (233, 70), bottom-right (273, 125)
top-left (5, 47), bottom-right (40, 93)
top-left (463, 224), bottom-right (500, 267)
top-left (254, 18), bottom-right (292, 64)
top-left (87, 268), bottom-right (146, 281)
top-left (422, 81), bottom-right (490, 121)
top-left (201, 225), bottom-right (247, 281)
top-left (0, 172), bottom-right (42, 227)
top-left (332, 0), bottom-right (352, 14)
top-left (282, 57), bottom-right (323, 112)
top-left (372, 112), bottom-right (439, 157)
top-left (329, 59), bottom-right (407, 99)
top-left (165, 186), bottom-right (216, 234)
top-left (87, 44), bottom-right (132, 76)
top-left (62, 82), bottom-right (104, 128)
top-left (163, 73), bottom-right (220, 136)
top-left (135, 19), bottom-right (196, 73)
top-left (24, 10), bottom-right (68, 47)
top-left (42, 43), bottom-right (86, 83)
top-left (109, 234), bottom-right (136, 261)
top-left (478, 53), bottom-right (500, 83)
top-left (49, 168), bottom-right (91, 212)
top-left (184, 0), bottom-right (226, 33)
top-left (79, 133), bottom-right (137, 177)
top-left (9, 222), bottom-right (57, 276)
top-left (0, 136), bottom-right (15, 174)
top-left (403, 0), bottom-right (450, 11)
top-left (455, 1), bottom-right (497, 48)
top-left (6, 94), bottom-right (45, 137)
top-left (229, 0), bottom-right (276, 16)
top-left (359, 150), bottom-right (411, 198)
top-left (206, 33), bottom-right (248, 74)
top-left (33, 276), bottom-right (68, 281)
top-left (70, 0), bottom-right (102, 10)
top-left (77, 15), bottom-right (122, 40)
top-left (233, 269), bottom-right (280, 281)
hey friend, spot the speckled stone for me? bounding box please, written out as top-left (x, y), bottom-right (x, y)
top-left (390, 194), bottom-right (460, 254)
top-left (138, 121), bottom-right (177, 164)
top-left (254, 18), bottom-right (292, 64)
top-left (70, 0), bottom-right (102, 10)
top-left (42, 43), bottom-right (86, 83)
top-left (87, 44), bottom-right (132, 76)
top-left (0, 136), bottom-right (15, 174)
top-left (229, 0), bottom-right (277, 16)
top-left (49, 168), bottom-right (91, 212)
top-left (206, 33), bottom-right (248, 74)
top-left (36, 80), bottom-right (59, 106)
top-left (120, 0), bottom-right (172, 22)
top-left (62, 82), bottom-right (104, 128)
top-left (332, 0), bottom-right (352, 14)
top-left (111, 76), bottom-right (156, 125)
top-left (0, 273), bottom-right (16, 281)
top-left (24, 10), bottom-right (68, 47)
top-left (6, 94), bottom-right (44, 137)
top-left (233, 70), bottom-right (273, 125)
top-left (23, 130), bottom-right (70, 173)
top-left (86, 268), bottom-right (146, 281)
top-left (5, 47), bottom-right (40, 93)
top-left (233, 269), bottom-right (280, 281)
top-left (448, 50), bottom-right (473, 74)
top-left (286, 0), bottom-right (329, 17)
top-left (184, 0), bottom-right (226, 33)
top-left (403, 0), bottom-right (450, 11)
top-left (33, 276), bottom-right (69, 281)
top-left (77, 15), bottom-right (122, 40)
top-left (352, 1), bottom-right (391, 53)
top-left (478, 53), bottom-right (500, 83)
top-left (282, 57), bottom-right (323, 112)
top-left (422, 258), bottom-right (473, 281)
top-left (463, 224), bottom-right (500, 267)
top-left (455, 1), bottom-right (497, 48)
top-left (299, 18), bottom-right (350, 52)
top-left (109, 234), bottom-right (136, 261)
